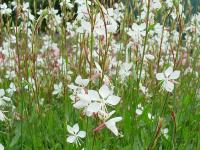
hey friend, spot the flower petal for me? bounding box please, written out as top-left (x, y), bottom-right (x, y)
top-left (163, 80), bottom-right (174, 92)
top-left (88, 90), bottom-right (100, 101)
top-left (105, 117), bottom-right (122, 136)
top-left (106, 95), bottom-right (120, 106)
top-left (77, 131), bottom-right (86, 138)
top-left (73, 100), bottom-right (88, 109)
top-left (164, 67), bottom-right (173, 77)
top-left (0, 143), bottom-right (4, 150)
top-left (0, 111), bottom-right (7, 121)
top-left (67, 135), bottom-right (76, 143)
top-left (87, 102), bottom-right (101, 113)
top-left (75, 75), bottom-right (89, 87)
top-left (169, 71), bottom-right (180, 79)
top-left (99, 85), bottom-right (111, 99)
top-left (67, 125), bottom-right (74, 134)
top-left (136, 109), bottom-right (143, 115)
top-left (156, 73), bottom-right (165, 80)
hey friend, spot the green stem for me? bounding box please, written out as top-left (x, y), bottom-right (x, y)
top-left (137, 0), bottom-right (151, 91)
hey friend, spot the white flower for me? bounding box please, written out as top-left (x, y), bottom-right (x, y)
top-left (161, 128), bottom-right (169, 139)
top-left (156, 67), bottom-right (180, 92)
top-left (105, 117), bottom-right (122, 136)
top-left (0, 89), bottom-right (11, 121)
top-left (0, 111), bottom-right (7, 121)
top-left (0, 3), bottom-right (12, 15)
top-left (73, 85), bottom-right (120, 117)
top-left (127, 23), bottom-right (146, 43)
top-left (68, 75), bottom-right (90, 103)
top-left (139, 83), bottom-right (148, 94)
top-left (0, 89), bottom-right (11, 106)
top-left (119, 62), bottom-right (132, 81)
top-left (75, 75), bottom-right (89, 87)
top-left (148, 113), bottom-right (155, 120)
top-left (5, 70), bottom-right (16, 80)
top-left (94, 111), bottom-right (122, 136)
top-left (144, 54), bottom-right (155, 61)
top-left (24, 78), bottom-right (36, 90)
top-left (87, 85), bottom-right (120, 113)
top-left (0, 143), bottom-right (4, 150)
top-left (52, 82), bottom-right (63, 95)
top-left (166, 0), bottom-right (173, 8)
top-left (6, 82), bottom-right (16, 96)
top-left (136, 104), bottom-right (143, 116)
top-left (67, 123), bottom-right (86, 145)
top-left (152, 0), bottom-right (161, 9)
top-left (60, 0), bottom-right (74, 9)
top-left (73, 90), bottom-right (98, 116)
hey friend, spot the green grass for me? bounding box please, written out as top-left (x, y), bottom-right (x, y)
top-left (0, 0), bottom-right (200, 150)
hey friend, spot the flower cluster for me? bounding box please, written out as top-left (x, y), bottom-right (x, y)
top-left (68, 75), bottom-right (122, 139)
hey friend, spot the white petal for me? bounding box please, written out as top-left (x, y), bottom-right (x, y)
top-left (75, 75), bottom-right (89, 87)
top-left (67, 135), bottom-right (77, 143)
top-left (68, 84), bottom-right (78, 91)
top-left (54, 84), bottom-right (59, 90)
top-left (0, 100), bottom-right (6, 106)
top-left (156, 73), bottom-right (165, 80)
top-left (88, 90), bottom-right (100, 101)
top-left (105, 117), bottom-right (122, 136)
top-left (0, 143), bottom-right (4, 150)
top-left (163, 128), bottom-right (168, 134)
top-left (52, 90), bottom-right (58, 95)
top-left (81, 79), bottom-right (89, 87)
top-left (75, 75), bottom-right (82, 85)
top-left (136, 109), bottom-right (143, 115)
top-left (169, 71), bottom-right (180, 79)
top-left (2, 97), bottom-right (11, 102)
top-left (106, 123), bottom-right (119, 136)
top-left (87, 102), bottom-right (101, 113)
top-left (164, 67), bottom-right (173, 77)
top-left (78, 93), bottom-right (91, 102)
top-left (0, 89), bottom-right (5, 97)
top-left (77, 131), bottom-right (86, 138)
top-left (73, 100), bottom-right (88, 109)
top-left (0, 111), bottom-right (7, 121)
top-left (99, 85), bottom-right (111, 99)
top-left (106, 95), bottom-right (120, 106)
top-left (67, 125), bottom-right (74, 134)
top-left (95, 62), bottom-right (102, 72)
top-left (73, 123), bottom-right (79, 134)
top-left (163, 80), bottom-right (174, 92)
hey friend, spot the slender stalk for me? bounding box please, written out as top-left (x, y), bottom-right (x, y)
top-left (137, 0), bottom-right (151, 91)
top-left (91, 132), bottom-right (96, 150)
top-left (157, 9), bottom-right (173, 72)
top-left (148, 93), bottom-right (169, 150)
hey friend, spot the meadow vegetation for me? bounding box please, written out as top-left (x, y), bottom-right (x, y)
top-left (0, 0), bottom-right (200, 149)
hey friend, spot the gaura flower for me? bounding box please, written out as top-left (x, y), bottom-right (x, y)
top-left (94, 111), bottom-right (122, 136)
top-left (119, 62), bottom-right (133, 81)
top-left (161, 128), bottom-right (169, 139)
top-left (52, 82), bottom-right (63, 96)
top-left (73, 85), bottom-right (120, 116)
top-left (156, 67), bottom-right (180, 92)
top-left (6, 82), bottom-right (16, 96)
top-left (85, 85), bottom-right (120, 114)
top-left (136, 103), bottom-right (143, 116)
top-left (68, 75), bottom-right (89, 91)
top-left (0, 89), bottom-right (11, 106)
top-left (67, 123), bottom-right (86, 145)
top-left (127, 23), bottom-right (146, 43)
